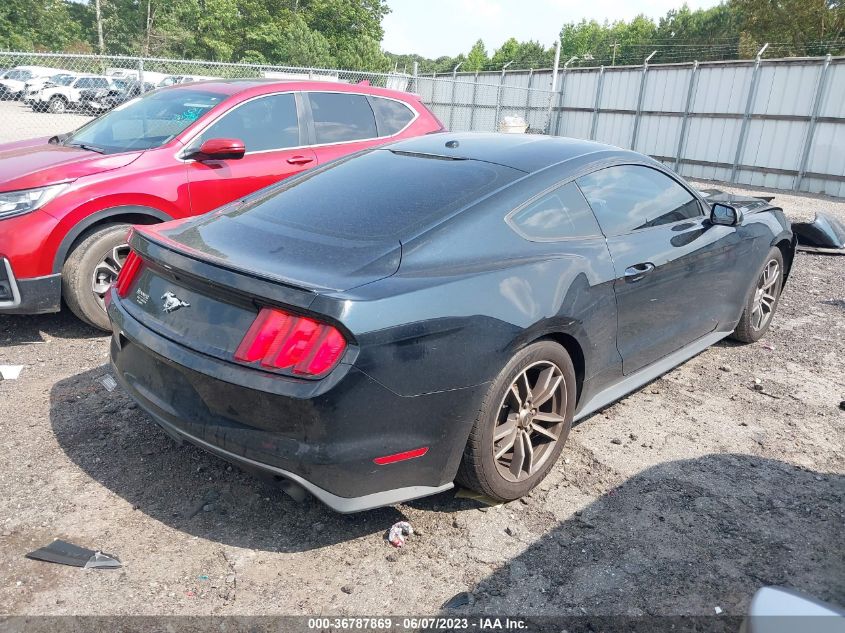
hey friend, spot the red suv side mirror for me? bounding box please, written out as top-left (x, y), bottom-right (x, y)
top-left (192, 138), bottom-right (246, 161)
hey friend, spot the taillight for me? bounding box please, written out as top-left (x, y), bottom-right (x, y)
top-left (234, 307), bottom-right (347, 378)
top-left (115, 250), bottom-right (142, 297)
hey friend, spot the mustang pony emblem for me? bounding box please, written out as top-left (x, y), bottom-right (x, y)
top-left (161, 292), bottom-right (190, 313)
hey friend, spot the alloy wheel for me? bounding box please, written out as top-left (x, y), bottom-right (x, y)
top-left (750, 258), bottom-right (780, 331)
top-left (91, 243), bottom-right (130, 310)
top-left (492, 360), bottom-right (567, 482)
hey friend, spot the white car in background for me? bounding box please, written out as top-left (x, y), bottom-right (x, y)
top-left (31, 75), bottom-right (115, 113)
top-left (23, 73), bottom-right (78, 103)
top-left (0, 66), bottom-right (66, 100)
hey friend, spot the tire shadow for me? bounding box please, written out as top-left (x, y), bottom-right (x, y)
top-left (438, 453), bottom-right (844, 617)
top-left (1, 309), bottom-right (103, 344)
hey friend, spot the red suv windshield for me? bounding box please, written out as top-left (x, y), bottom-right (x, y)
top-left (63, 88), bottom-right (225, 154)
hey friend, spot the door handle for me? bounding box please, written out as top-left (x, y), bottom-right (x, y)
top-left (286, 156), bottom-right (314, 165)
top-left (624, 262), bottom-right (655, 283)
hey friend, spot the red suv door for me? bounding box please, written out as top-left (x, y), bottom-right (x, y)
top-left (185, 92), bottom-right (317, 215)
top-left (304, 91), bottom-right (417, 164)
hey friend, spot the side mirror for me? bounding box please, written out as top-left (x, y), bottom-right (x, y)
top-left (190, 138), bottom-right (245, 161)
top-left (710, 202), bottom-right (742, 226)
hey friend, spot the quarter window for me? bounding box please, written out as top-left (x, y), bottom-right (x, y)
top-left (577, 165), bottom-right (702, 235)
top-left (308, 92), bottom-right (378, 143)
top-left (198, 93), bottom-right (299, 153)
top-left (508, 182), bottom-right (602, 240)
top-left (370, 97), bottom-right (415, 135)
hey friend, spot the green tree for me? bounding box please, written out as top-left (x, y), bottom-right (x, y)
top-left (464, 38), bottom-right (487, 71)
top-left (0, 0), bottom-right (90, 52)
top-left (243, 14), bottom-right (335, 67)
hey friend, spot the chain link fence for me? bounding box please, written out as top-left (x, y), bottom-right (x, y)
top-left (0, 51), bottom-right (556, 143)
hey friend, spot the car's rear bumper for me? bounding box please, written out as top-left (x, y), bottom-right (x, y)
top-left (107, 292), bottom-right (482, 512)
top-left (0, 258), bottom-right (61, 314)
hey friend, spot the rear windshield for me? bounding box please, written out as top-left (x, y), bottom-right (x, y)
top-left (229, 149), bottom-right (521, 240)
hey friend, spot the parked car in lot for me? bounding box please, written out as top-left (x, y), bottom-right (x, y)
top-left (23, 72), bottom-right (78, 103)
top-left (0, 66), bottom-right (66, 100)
top-left (30, 75), bottom-right (115, 113)
top-left (78, 79), bottom-right (154, 113)
top-left (106, 133), bottom-right (796, 512)
top-left (0, 80), bottom-right (444, 329)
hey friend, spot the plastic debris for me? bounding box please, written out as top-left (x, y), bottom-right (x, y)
top-left (442, 591), bottom-right (471, 609)
top-left (387, 521), bottom-right (413, 548)
top-left (0, 365), bottom-right (24, 380)
top-left (715, 606), bottom-right (723, 615)
top-left (25, 539), bottom-right (121, 569)
top-left (454, 488), bottom-right (504, 507)
top-left (100, 374), bottom-right (117, 392)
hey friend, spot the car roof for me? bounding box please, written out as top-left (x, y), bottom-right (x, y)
top-left (164, 78), bottom-right (420, 102)
top-left (382, 132), bottom-right (641, 173)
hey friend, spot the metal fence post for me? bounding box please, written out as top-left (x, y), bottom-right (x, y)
top-left (630, 51), bottom-right (656, 151)
top-left (493, 61), bottom-right (513, 131)
top-left (731, 44), bottom-right (768, 183)
top-left (137, 58), bottom-right (145, 92)
top-left (469, 72), bottom-right (479, 131)
top-left (448, 62), bottom-right (464, 130)
top-left (795, 54), bottom-right (833, 191)
top-left (674, 61), bottom-right (699, 173)
top-left (523, 68), bottom-right (534, 123)
top-left (590, 66), bottom-right (606, 141)
top-left (412, 61), bottom-right (418, 94)
top-left (549, 56), bottom-right (577, 136)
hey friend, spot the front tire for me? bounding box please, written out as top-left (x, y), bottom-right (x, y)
top-left (62, 224), bottom-right (132, 331)
top-left (47, 95), bottom-right (67, 114)
top-left (731, 247), bottom-right (785, 343)
top-left (456, 341), bottom-right (576, 502)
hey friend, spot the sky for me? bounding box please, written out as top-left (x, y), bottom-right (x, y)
top-left (382, 0), bottom-right (723, 58)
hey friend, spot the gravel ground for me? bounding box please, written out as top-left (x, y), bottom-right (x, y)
top-left (0, 100), bottom-right (92, 143)
top-left (0, 182), bottom-right (843, 618)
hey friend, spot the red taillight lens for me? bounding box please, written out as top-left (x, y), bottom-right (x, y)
top-left (115, 251), bottom-right (142, 297)
top-left (234, 307), bottom-right (347, 378)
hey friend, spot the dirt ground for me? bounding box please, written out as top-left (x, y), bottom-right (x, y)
top-left (0, 182), bottom-right (843, 619)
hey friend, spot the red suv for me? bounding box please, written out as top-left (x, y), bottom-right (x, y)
top-left (0, 80), bottom-right (443, 329)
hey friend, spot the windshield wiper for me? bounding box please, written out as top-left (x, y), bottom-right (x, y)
top-left (66, 142), bottom-right (106, 154)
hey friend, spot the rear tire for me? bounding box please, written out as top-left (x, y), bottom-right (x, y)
top-left (456, 341), bottom-right (576, 502)
top-left (62, 224), bottom-right (132, 331)
top-left (731, 247), bottom-right (784, 343)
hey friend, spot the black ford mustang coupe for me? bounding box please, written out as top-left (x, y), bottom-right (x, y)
top-left (107, 133), bottom-right (795, 512)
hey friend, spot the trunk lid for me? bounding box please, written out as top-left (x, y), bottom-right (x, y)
top-left (150, 212), bottom-right (402, 293)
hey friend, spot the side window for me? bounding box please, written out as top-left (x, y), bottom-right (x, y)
top-left (577, 165), bottom-right (702, 235)
top-left (308, 92), bottom-right (377, 143)
top-left (370, 96), bottom-right (415, 135)
top-left (198, 93), bottom-right (299, 153)
top-left (508, 182), bottom-right (602, 241)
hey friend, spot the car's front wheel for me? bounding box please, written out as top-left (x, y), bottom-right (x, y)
top-left (62, 223), bottom-right (132, 331)
top-left (731, 247), bottom-right (785, 343)
top-left (456, 341), bottom-right (576, 502)
top-left (47, 96), bottom-right (67, 114)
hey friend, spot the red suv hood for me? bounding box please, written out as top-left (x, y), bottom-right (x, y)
top-left (0, 137), bottom-right (142, 192)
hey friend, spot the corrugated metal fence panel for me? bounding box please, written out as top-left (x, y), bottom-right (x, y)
top-left (805, 61), bottom-right (845, 197)
top-left (563, 70), bottom-right (600, 109)
top-left (426, 57), bottom-right (843, 195)
top-left (692, 63), bottom-right (754, 114)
